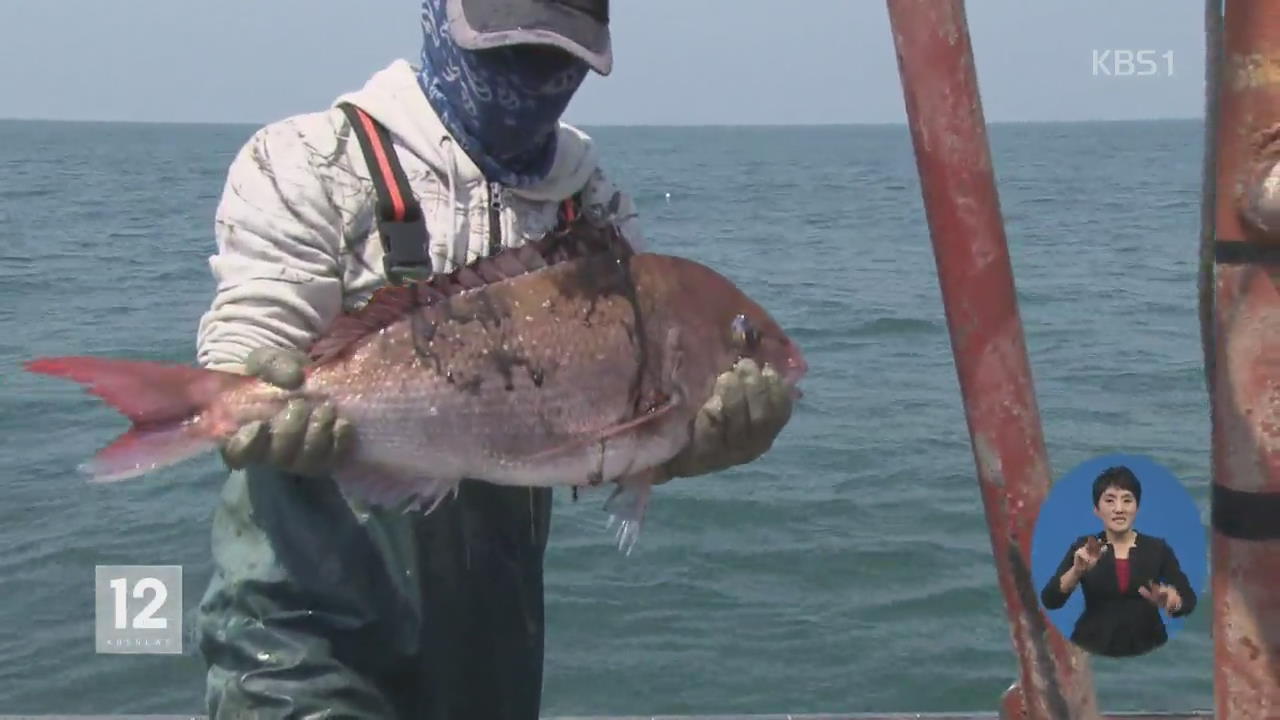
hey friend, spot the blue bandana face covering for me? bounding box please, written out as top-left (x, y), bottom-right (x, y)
top-left (418, 0), bottom-right (590, 187)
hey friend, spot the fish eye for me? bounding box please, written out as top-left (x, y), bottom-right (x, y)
top-left (731, 314), bottom-right (761, 350)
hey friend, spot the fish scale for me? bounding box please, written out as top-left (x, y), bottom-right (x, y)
top-left (295, 254), bottom-right (680, 490)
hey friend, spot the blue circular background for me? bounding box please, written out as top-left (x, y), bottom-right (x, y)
top-left (1030, 453), bottom-right (1207, 651)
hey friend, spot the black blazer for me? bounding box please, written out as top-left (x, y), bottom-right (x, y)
top-left (1040, 531), bottom-right (1196, 657)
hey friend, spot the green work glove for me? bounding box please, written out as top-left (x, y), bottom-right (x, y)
top-left (665, 358), bottom-right (794, 479)
top-left (219, 346), bottom-right (355, 477)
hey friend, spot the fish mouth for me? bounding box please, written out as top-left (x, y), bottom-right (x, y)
top-left (784, 351), bottom-right (807, 399)
top-left (783, 344), bottom-right (808, 385)
top-left (784, 365), bottom-right (807, 386)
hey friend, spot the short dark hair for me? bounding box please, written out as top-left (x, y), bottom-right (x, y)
top-left (1092, 465), bottom-right (1141, 507)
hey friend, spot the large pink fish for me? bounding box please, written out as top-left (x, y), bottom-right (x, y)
top-left (25, 240), bottom-right (806, 551)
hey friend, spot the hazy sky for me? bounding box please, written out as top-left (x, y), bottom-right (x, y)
top-left (0, 1), bottom-right (1207, 126)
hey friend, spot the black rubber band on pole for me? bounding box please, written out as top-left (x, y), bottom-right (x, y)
top-left (1212, 483), bottom-right (1280, 540)
top-left (1214, 240), bottom-right (1280, 264)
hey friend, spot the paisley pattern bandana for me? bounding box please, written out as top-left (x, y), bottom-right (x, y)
top-left (418, 0), bottom-right (590, 187)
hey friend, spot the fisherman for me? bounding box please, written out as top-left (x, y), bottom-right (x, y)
top-left (192, 1), bottom-right (796, 717)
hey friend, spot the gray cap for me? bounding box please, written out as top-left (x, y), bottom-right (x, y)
top-left (446, 0), bottom-right (612, 75)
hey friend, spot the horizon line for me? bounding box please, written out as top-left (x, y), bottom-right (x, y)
top-left (0, 114), bottom-right (1205, 129)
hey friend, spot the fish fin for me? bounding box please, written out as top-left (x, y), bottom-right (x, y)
top-left (520, 391), bottom-right (683, 463)
top-left (334, 460), bottom-right (461, 515)
top-left (658, 326), bottom-right (684, 394)
top-left (603, 468), bottom-right (665, 555)
top-left (517, 327), bottom-right (686, 465)
top-left (308, 242), bottom-right (576, 364)
top-left (403, 483), bottom-right (461, 516)
top-left (596, 329), bottom-right (682, 554)
top-left (308, 227), bottom-right (637, 364)
top-left (24, 356), bottom-right (246, 481)
top-left (309, 284), bottom-right (425, 364)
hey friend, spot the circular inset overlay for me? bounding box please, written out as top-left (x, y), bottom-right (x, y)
top-left (1031, 453), bottom-right (1206, 658)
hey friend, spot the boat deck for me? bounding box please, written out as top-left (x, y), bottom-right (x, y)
top-left (546, 715), bottom-right (1214, 720)
top-left (0, 707), bottom-right (1218, 712)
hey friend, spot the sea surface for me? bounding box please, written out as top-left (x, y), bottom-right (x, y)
top-left (0, 118), bottom-right (1215, 715)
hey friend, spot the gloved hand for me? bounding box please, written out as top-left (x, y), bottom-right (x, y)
top-left (219, 346), bottom-right (355, 476)
top-left (664, 358), bottom-right (794, 479)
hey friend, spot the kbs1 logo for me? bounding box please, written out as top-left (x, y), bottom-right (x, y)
top-left (1092, 50), bottom-right (1175, 77)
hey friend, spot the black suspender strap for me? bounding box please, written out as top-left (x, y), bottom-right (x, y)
top-left (1215, 239), bottom-right (1280, 265)
top-left (338, 102), bottom-right (434, 284)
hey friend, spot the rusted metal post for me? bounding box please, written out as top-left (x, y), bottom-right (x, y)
top-left (1200, 0), bottom-right (1223, 393)
top-left (885, 3), bottom-right (1098, 719)
top-left (1209, 2), bottom-right (1280, 717)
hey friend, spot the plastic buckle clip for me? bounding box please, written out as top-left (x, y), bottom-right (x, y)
top-left (378, 210), bottom-right (434, 285)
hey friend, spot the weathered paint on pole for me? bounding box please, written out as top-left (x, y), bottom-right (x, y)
top-left (884, 3), bottom-right (1098, 719)
top-left (1210, 1), bottom-right (1280, 717)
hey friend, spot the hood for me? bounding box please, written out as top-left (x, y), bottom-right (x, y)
top-left (332, 59), bottom-right (598, 201)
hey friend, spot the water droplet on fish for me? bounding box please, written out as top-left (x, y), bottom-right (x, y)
top-left (428, 406), bottom-right (439, 416)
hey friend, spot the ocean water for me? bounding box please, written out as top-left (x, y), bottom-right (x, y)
top-left (0, 118), bottom-right (1214, 715)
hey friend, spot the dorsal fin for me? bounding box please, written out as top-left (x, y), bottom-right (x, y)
top-left (307, 226), bottom-right (635, 364)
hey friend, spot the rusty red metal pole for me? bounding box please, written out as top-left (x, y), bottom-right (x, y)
top-left (885, 3), bottom-right (1098, 719)
top-left (1209, 2), bottom-right (1280, 717)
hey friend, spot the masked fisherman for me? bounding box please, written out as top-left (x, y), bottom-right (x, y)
top-left (193, 1), bottom-right (796, 717)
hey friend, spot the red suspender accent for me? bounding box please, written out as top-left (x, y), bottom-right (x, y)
top-left (338, 102), bottom-right (433, 284)
top-left (354, 108), bottom-right (407, 223)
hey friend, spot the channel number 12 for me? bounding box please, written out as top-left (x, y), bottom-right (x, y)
top-left (109, 577), bottom-right (168, 630)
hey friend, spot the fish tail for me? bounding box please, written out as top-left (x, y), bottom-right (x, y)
top-left (74, 423), bottom-right (220, 483)
top-left (24, 356), bottom-right (249, 482)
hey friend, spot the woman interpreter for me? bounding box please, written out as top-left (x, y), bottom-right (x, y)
top-left (1040, 465), bottom-right (1197, 658)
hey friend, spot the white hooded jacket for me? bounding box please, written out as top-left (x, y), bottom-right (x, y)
top-left (196, 59), bottom-right (644, 372)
